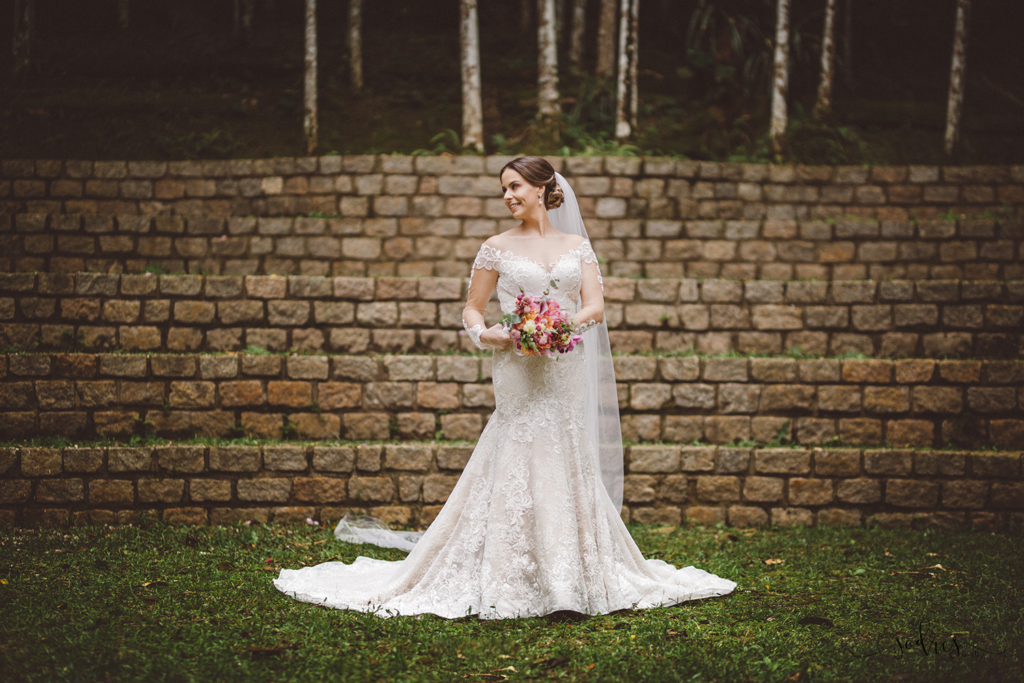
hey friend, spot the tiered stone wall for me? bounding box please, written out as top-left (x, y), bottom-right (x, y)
top-left (1, 443), bottom-right (1021, 531)
top-left (2, 352), bottom-right (1022, 448)
top-left (3, 156), bottom-right (1023, 530)
top-left (2, 156), bottom-right (1023, 280)
top-left (2, 273), bottom-right (1021, 357)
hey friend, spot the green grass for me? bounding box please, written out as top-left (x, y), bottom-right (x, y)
top-left (1, 522), bottom-right (1021, 682)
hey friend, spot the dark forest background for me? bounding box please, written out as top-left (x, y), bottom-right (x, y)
top-left (1, 0), bottom-right (1022, 162)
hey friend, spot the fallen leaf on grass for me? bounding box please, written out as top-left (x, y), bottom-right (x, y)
top-left (216, 561), bottom-right (234, 572)
top-left (764, 558), bottom-right (784, 565)
top-left (141, 581), bottom-right (168, 588)
top-left (650, 526), bottom-right (677, 535)
top-left (586, 663), bottom-right (596, 670)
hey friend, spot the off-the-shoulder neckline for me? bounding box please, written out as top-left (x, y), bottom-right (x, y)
top-left (477, 241), bottom-right (594, 272)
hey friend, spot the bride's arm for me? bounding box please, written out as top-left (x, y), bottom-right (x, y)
top-left (463, 264), bottom-right (511, 349)
top-left (573, 258), bottom-right (605, 331)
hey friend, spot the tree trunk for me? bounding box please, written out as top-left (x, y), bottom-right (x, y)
top-left (12, 0), bottom-right (34, 79)
top-left (614, 0), bottom-right (631, 140)
top-left (770, 0), bottom-right (791, 155)
top-left (520, 0), bottom-right (532, 34)
top-left (460, 0), bottom-right (484, 151)
top-left (537, 0), bottom-right (560, 120)
top-left (944, 0), bottom-right (971, 156)
top-left (842, 0), bottom-right (852, 89)
top-left (595, 0), bottom-right (617, 83)
top-left (349, 0), bottom-right (363, 91)
top-left (304, 0), bottom-right (318, 155)
top-left (568, 0), bottom-right (586, 72)
top-left (118, 0), bottom-right (129, 31)
top-left (241, 0), bottom-right (255, 46)
top-left (614, 0), bottom-right (639, 140)
top-left (813, 0), bottom-right (837, 120)
top-left (628, 0), bottom-right (638, 132)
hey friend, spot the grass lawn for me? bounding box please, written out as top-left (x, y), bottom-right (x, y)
top-left (1, 521), bottom-right (1021, 683)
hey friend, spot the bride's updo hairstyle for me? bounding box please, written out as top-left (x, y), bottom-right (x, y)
top-left (500, 156), bottom-right (564, 210)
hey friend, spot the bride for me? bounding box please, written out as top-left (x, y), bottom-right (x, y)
top-left (274, 157), bottom-right (736, 619)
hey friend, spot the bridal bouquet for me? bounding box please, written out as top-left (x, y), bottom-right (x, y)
top-left (500, 282), bottom-right (582, 357)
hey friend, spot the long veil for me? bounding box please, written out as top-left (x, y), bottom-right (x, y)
top-left (548, 171), bottom-right (624, 511)
top-left (334, 170), bottom-right (624, 550)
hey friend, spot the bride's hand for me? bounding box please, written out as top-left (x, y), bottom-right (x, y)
top-left (479, 324), bottom-right (512, 349)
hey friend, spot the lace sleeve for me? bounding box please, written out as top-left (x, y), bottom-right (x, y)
top-left (468, 244), bottom-right (503, 290)
top-left (578, 240), bottom-right (604, 291)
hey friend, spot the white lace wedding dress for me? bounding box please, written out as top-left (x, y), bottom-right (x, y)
top-left (273, 241), bottom-right (736, 619)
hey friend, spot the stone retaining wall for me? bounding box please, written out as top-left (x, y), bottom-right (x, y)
top-left (2, 273), bottom-right (1021, 358)
top-left (0, 443), bottom-right (1020, 531)
top-left (3, 156), bottom-right (1023, 280)
top-left (3, 213), bottom-right (1022, 281)
top-left (2, 353), bottom-right (1022, 448)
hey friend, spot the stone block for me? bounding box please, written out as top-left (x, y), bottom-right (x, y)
top-left (743, 476), bottom-right (783, 502)
top-left (440, 414), bottom-right (482, 440)
top-left (864, 387), bottom-right (910, 414)
top-left (291, 413), bottom-right (341, 440)
top-left (754, 449), bottom-right (811, 475)
top-left (704, 416), bottom-right (750, 444)
top-left (237, 479), bottom-right (291, 502)
top-left (966, 387), bottom-right (1017, 413)
top-left (629, 446), bottom-right (679, 473)
top-left (683, 506), bottom-right (726, 526)
top-left (313, 446), bottom-right (355, 472)
top-left (863, 449), bottom-right (913, 476)
top-left (344, 413), bottom-right (391, 440)
top-left (885, 479), bottom-right (939, 508)
top-left (210, 446), bottom-right (260, 472)
top-left (263, 446), bottom-right (308, 471)
top-left (35, 479), bottom-right (84, 504)
top-left (886, 420), bottom-right (934, 447)
top-left (138, 479), bottom-right (185, 503)
top-left (696, 475), bottom-right (740, 502)
top-left (88, 480), bottom-right (135, 506)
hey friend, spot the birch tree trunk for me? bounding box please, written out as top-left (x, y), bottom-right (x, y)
top-left (349, 0), bottom-right (363, 91)
top-left (304, 0), bottom-right (318, 155)
top-left (569, 0), bottom-right (586, 72)
top-left (628, 0), bottom-right (638, 132)
top-left (770, 0), bottom-right (791, 155)
top-left (460, 0), bottom-right (484, 152)
top-left (12, 0), bottom-right (34, 79)
top-left (595, 0), bottom-right (617, 82)
top-left (944, 0), bottom-right (971, 156)
top-left (615, 0), bottom-right (637, 140)
top-left (813, 0), bottom-right (837, 120)
top-left (537, 0), bottom-right (560, 120)
top-left (118, 0), bottom-right (129, 31)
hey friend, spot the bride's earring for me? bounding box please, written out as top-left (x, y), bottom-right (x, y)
top-left (538, 193), bottom-right (543, 206)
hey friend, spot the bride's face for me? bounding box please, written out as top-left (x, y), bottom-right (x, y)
top-left (500, 169), bottom-right (544, 220)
